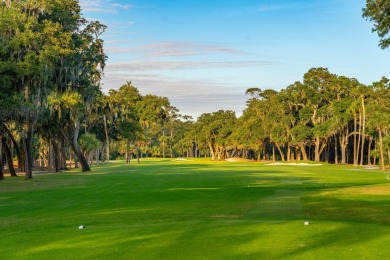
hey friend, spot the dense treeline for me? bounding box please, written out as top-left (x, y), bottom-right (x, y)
top-left (1, 0), bottom-right (390, 180)
top-left (189, 68), bottom-right (390, 171)
top-left (0, 0), bottom-right (107, 179)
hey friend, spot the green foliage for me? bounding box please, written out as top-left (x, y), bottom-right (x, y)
top-left (363, 0), bottom-right (390, 49)
top-left (291, 124), bottom-right (313, 143)
top-left (117, 120), bottom-right (142, 141)
top-left (79, 132), bottom-right (102, 152)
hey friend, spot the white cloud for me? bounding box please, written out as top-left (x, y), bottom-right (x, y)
top-left (112, 3), bottom-right (133, 10)
top-left (105, 41), bottom-right (243, 58)
top-left (79, 0), bottom-right (133, 14)
top-left (104, 60), bottom-right (272, 71)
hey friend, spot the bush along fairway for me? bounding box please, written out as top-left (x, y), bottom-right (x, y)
top-left (1, 159), bottom-right (390, 259)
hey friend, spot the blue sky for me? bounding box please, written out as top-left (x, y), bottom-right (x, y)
top-left (79, 0), bottom-right (390, 118)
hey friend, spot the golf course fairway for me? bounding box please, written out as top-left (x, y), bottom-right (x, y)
top-left (1, 158), bottom-right (390, 259)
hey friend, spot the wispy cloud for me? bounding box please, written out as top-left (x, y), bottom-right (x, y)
top-left (250, 1), bottom-right (344, 13)
top-left (105, 41), bottom-right (243, 58)
top-left (79, 0), bottom-right (133, 14)
top-left (252, 4), bottom-right (297, 13)
top-left (101, 73), bottom-right (248, 118)
top-left (105, 60), bottom-right (272, 71)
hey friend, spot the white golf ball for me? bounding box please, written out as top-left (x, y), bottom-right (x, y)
top-left (304, 221), bottom-right (309, 226)
top-left (79, 225), bottom-right (85, 229)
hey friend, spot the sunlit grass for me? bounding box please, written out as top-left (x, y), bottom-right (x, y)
top-left (1, 159), bottom-right (390, 259)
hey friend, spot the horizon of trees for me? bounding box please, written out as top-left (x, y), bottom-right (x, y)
top-left (1, 0), bottom-right (390, 180)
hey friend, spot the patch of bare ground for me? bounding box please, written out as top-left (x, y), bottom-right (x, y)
top-left (267, 162), bottom-right (322, 166)
top-left (225, 158), bottom-right (255, 162)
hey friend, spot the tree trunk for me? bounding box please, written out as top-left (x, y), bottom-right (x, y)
top-left (24, 119), bottom-right (34, 179)
top-left (1, 135), bottom-right (17, 177)
top-left (96, 148), bottom-right (99, 165)
top-left (208, 143), bottom-right (216, 160)
top-left (357, 112), bottom-right (362, 165)
top-left (360, 96), bottom-right (366, 166)
top-left (126, 138), bottom-right (131, 164)
top-left (51, 139), bottom-right (60, 172)
top-left (367, 137), bottom-right (373, 165)
top-left (134, 140), bottom-right (140, 164)
top-left (339, 133), bottom-right (347, 164)
top-left (103, 114), bottom-right (110, 163)
top-left (373, 138), bottom-right (377, 166)
top-left (60, 140), bottom-right (67, 170)
top-left (300, 144), bottom-right (308, 161)
top-left (295, 146), bottom-right (301, 161)
top-left (69, 148), bottom-right (73, 169)
top-left (275, 143), bottom-right (285, 162)
top-left (353, 114), bottom-right (357, 166)
top-left (287, 145), bottom-right (291, 162)
top-left (378, 129), bottom-right (385, 171)
top-left (59, 120), bottom-right (90, 172)
top-left (314, 136), bottom-right (321, 162)
top-left (170, 128), bottom-right (174, 159)
top-left (272, 144), bottom-right (275, 162)
top-left (71, 142), bottom-right (90, 172)
top-left (2, 125), bottom-right (22, 171)
top-left (72, 121), bottom-right (90, 172)
top-left (0, 140), bottom-right (3, 179)
top-left (334, 135), bottom-right (338, 164)
top-left (0, 164), bottom-right (3, 180)
top-left (162, 129), bottom-right (165, 158)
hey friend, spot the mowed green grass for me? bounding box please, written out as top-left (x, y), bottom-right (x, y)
top-left (1, 159), bottom-right (390, 259)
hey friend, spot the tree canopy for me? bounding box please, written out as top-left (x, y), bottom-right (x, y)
top-left (363, 0), bottom-right (390, 49)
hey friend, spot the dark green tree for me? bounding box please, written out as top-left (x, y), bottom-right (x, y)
top-left (363, 0), bottom-right (390, 49)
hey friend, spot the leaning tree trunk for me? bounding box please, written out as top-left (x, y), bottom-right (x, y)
top-left (3, 125), bottom-right (22, 171)
top-left (73, 121), bottom-right (90, 172)
top-left (71, 141), bottom-right (90, 172)
top-left (1, 135), bottom-right (17, 177)
top-left (275, 143), bottom-right (285, 162)
top-left (60, 120), bottom-right (90, 172)
top-left (300, 144), bottom-right (308, 161)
